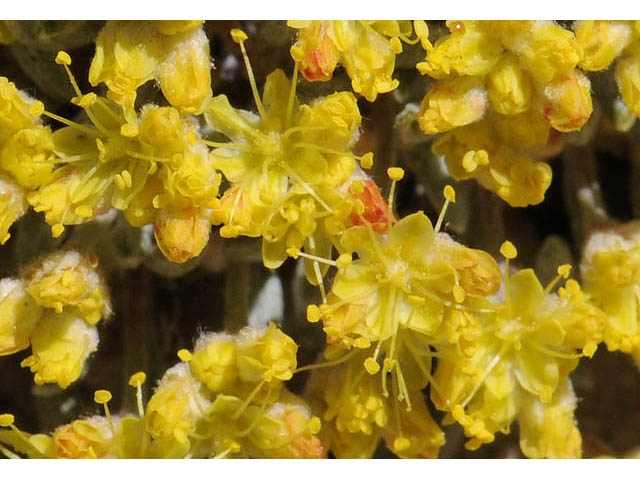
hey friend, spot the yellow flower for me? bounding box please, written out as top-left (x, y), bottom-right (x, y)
top-left (0, 77), bottom-right (42, 143)
top-left (0, 126), bottom-right (55, 190)
top-left (23, 250), bottom-right (111, 326)
top-left (0, 278), bottom-right (43, 356)
top-left (53, 416), bottom-right (114, 459)
top-left (417, 21), bottom-right (590, 206)
top-left (575, 21), bottom-right (634, 72)
top-left (145, 362), bottom-right (211, 445)
top-left (26, 56), bottom-right (220, 262)
top-left (190, 333), bottom-right (238, 393)
top-left (289, 21), bottom-right (428, 102)
top-left (581, 225), bottom-right (640, 356)
top-left (236, 322), bottom-right (298, 383)
top-left (0, 174), bottom-right (28, 244)
top-left (206, 33), bottom-right (365, 273)
top-left (432, 244), bottom-right (604, 457)
top-left (20, 311), bottom-right (99, 388)
top-left (89, 21), bottom-right (211, 114)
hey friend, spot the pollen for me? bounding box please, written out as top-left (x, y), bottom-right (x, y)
top-left (0, 414), bottom-right (14, 427)
top-left (177, 349), bottom-right (192, 363)
top-left (55, 50), bottom-right (72, 66)
top-left (387, 167), bottom-right (405, 181)
top-left (306, 304), bottom-right (321, 323)
top-left (231, 29), bottom-right (248, 43)
top-left (128, 372), bottom-right (147, 387)
top-left (500, 241), bottom-right (518, 259)
top-left (93, 390), bottom-right (112, 404)
top-left (360, 152), bottom-right (374, 169)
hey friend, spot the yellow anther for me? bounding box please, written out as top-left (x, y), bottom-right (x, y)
top-left (351, 180), bottom-right (365, 195)
top-left (443, 185), bottom-right (456, 203)
top-left (55, 51), bottom-right (72, 66)
top-left (364, 357), bottom-right (380, 375)
top-left (462, 150), bottom-right (479, 173)
top-left (453, 285), bottom-right (466, 303)
top-left (29, 101), bottom-right (44, 117)
top-left (387, 167), bottom-right (405, 181)
top-left (287, 247), bottom-right (301, 259)
top-left (336, 254), bottom-right (352, 269)
top-left (230, 29), bottom-right (248, 43)
top-left (414, 20), bottom-right (429, 41)
top-left (72, 92), bottom-right (97, 108)
top-left (128, 372), bottom-right (147, 387)
top-left (51, 224), bottom-right (65, 238)
top-left (306, 304), bottom-right (321, 323)
top-left (0, 414), bottom-right (15, 427)
top-left (74, 205), bottom-right (93, 218)
top-left (407, 295), bottom-right (426, 306)
top-left (500, 241), bottom-right (517, 260)
top-left (557, 264), bottom-right (572, 279)
top-left (121, 170), bottom-right (132, 189)
top-left (114, 173), bottom-right (126, 191)
top-left (383, 358), bottom-right (396, 370)
top-left (177, 349), bottom-right (192, 363)
top-left (220, 225), bottom-right (240, 238)
top-left (390, 37), bottom-right (403, 54)
top-left (94, 390), bottom-right (112, 404)
top-left (354, 199), bottom-right (365, 216)
top-left (394, 437), bottom-right (411, 452)
top-left (290, 45), bottom-right (305, 63)
top-left (583, 341), bottom-right (597, 358)
top-left (308, 416), bottom-right (321, 435)
top-left (360, 152), bottom-right (374, 169)
top-left (120, 123), bottom-right (139, 137)
top-left (476, 150), bottom-right (489, 165)
top-left (354, 337), bottom-right (371, 349)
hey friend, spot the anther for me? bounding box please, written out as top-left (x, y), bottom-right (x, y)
top-left (55, 51), bottom-right (72, 66)
top-left (230, 29), bottom-right (248, 43)
top-left (0, 414), bottom-right (14, 427)
top-left (500, 241), bottom-right (517, 260)
top-left (177, 349), bottom-right (193, 363)
top-left (360, 152), bottom-right (374, 169)
top-left (387, 167), bottom-right (405, 182)
top-left (364, 357), bottom-right (381, 375)
top-left (306, 304), bottom-right (321, 323)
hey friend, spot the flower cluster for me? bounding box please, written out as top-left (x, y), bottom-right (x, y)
top-left (0, 249), bottom-right (110, 388)
top-left (418, 21), bottom-right (591, 206)
top-left (0, 324), bottom-right (324, 459)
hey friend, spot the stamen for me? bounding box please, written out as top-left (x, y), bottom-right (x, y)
top-left (232, 379), bottom-right (266, 419)
top-left (231, 29), bottom-right (267, 120)
top-left (386, 167), bottom-right (404, 231)
top-left (434, 185), bottom-right (456, 233)
top-left (286, 46), bottom-right (301, 129)
top-left (308, 235), bottom-right (328, 304)
top-left (287, 248), bottom-right (336, 267)
top-left (293, 349), bottom-right (359, 374)
top-left (42, 110), bottom-right (97, 136)
top-left (237, 384), bottom-right (273, 437)
top-left (94, 390), bottom-right (115, 435)
top-left (543, 264), bottom-right (572, 296)
top-left (0, 444), bottom-right (20, 459)
top-left (128, 372), bottom-right (147, 418)
top-left (460, 343), bottom-right (509, 409)
top-left (500, 241), bottom-right (517, 309)
top-left (279, 162), bottom-right (334, 214)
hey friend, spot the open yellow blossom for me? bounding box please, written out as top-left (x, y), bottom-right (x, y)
top-left (206, 30), bottom-right (366, 274)
top-left (306, 349), bottom-right (444, 459)
top-left (23, 250), bottom-right (110, 326)
top-left (53, 416), bottom-right (114, 459)
top-left (417, 21), bottom-right (590, 206)
top-left (581, 225), bottom-right (640, 359)
top-left (20, 311), bottom-right (100, 388)
top-left (432, 243), bottom-right (605, 457)
top-left (0, 278), bottom-right (43, 356)
top-left (89, 21), bottom-right (211, 115)
top-left (309, 186), bottom-right (501, 413)
top-left (289, 21), bottom-right (430, 102)
top-left (26, 54), bottom-right (220, 262)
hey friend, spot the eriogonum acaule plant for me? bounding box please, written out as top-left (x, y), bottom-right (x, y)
top-left (2, 19), bottom-right (640, 460)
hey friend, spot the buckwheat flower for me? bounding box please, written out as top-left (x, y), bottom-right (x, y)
top-left (0, 278), bottom-right (43, 356)
top-left (145, 362), bottom-right (211, 446)
top-left (306, 348), bottom-right (443, 458)
top-left (23, 250), bottom-right (110, 326)
top-left (581, 224), bottom-right (640, 358)
top-left (433, 242), bottom-right (605, 457)
top-left (190, 332), bottom-right (238, 393)
top-left (207, 30), bottom-right (368, 274)
top-left (26, 54), bottom-right (221, 262)
top-left (0, 175), bottom-right (28, 244)
top-left (575, 21), bottom-right (634, 72)
top-left (20, 311), bottom-right (99, 388)
top-left (53, 416), bottom-right (114, 459)
top-left (0, 76), bottom-right (42, 142)
top-left (89, 21), bottom-right (212, 115)
top-left (0, 126), bottom-right (56, 189)
top-left (417, 21), bottom-right (590, 206)
top-left (236, 322), bottom-right (298, 383)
